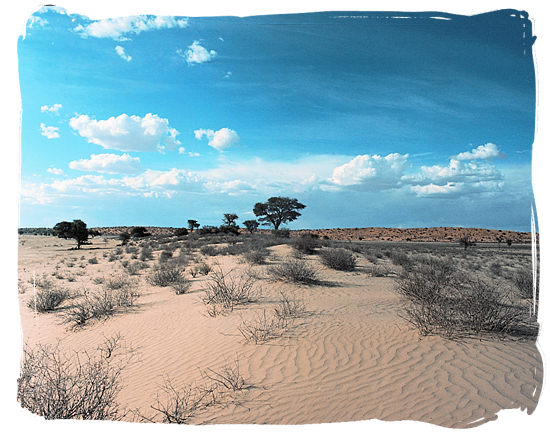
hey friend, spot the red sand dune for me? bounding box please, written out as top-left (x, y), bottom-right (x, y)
top-left (93, 226), bottom-right (534, 243)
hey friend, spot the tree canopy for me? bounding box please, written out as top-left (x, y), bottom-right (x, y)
top-left (243, 219), bottom-right (259, 234)
top-left (187, 220), bottom-right (200, 232)
top-left (253, 197), bottom-right (306, 230)
top-left (53, 220), bottom-right (89, 249)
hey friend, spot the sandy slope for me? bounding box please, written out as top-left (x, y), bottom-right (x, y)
top-left (17, 236), bottom-right (542, 427)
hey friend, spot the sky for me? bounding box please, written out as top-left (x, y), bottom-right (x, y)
top-left (18, 6), bottom-right (537, 231)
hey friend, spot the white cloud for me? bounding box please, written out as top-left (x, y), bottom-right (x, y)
top-left (326, 153), bottom-right (409, 190)
top-left (188, 152), bottom-right (201, 157)
top-left (69, 153), bottom-right (142, 174)
top-left (20, 183), bottom-right (52, 205)
top-left (28, 16), bottom-right (48, 28)
top-left (224, 71), bottom-right (232, 79)
top-left (41, 103), bottom-right (62, 113)
top-left (74, 15), bottom-right (188, 39)
top-left (410, 183), bottom-right (460, 196)
top-left (410, 181), bottom-right (503, 198)
top-left (20, 143), bottom-right (509, 204)
top-left (40, 123), bottom-right (60, 139)
top-left (194, 127), bottom-right (239, 151)
top-left (455, 143), bottom-right (506, 161)
top-left (47, 167), bottom-right (64, 175)
top-left (21, 154), bottom-right (346, 203)
top-left (203, 155), bottom-right (346, 194)
top-left (180, 41), bottom-right (217, 64)
top-left (115, 46), bottom-right (132, 62)
top-left (69, 113), bottom-right (181, 152)
top-left (403, 145), bottom-right (505, 197)
top-left (38, 6), bottom-right (67, 15)
top-left (116, 169), bottom-right (208, 199)
top-left (49, 175), bottom-right (118, 194)
top-left (405, 158), bottom-right (502, 187)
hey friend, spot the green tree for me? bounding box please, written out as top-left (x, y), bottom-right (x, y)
top-left (187, 219), bottom-right (200, 232)
top-left (222, 213), bottom-right (239, 227)
top-left (253, 197), bottom-right (306, 230)
top-left (53, 220), bottom-right (89, 249)
top-left (243, 220), bottom-right (259, 234)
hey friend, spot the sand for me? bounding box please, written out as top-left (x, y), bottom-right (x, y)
top-left (17, 234), bottom-right (542, 427)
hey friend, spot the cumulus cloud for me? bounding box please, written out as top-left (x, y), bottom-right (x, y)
top-left (403, 145), bottom-right (505, 197)
top-left (74, 15), bottom-right (188, 39)
top-left (188, 152), bottom-right (201, 157)
top-left (41, 103), bottom-right (62, 113)
top-left (405, 158), bottom-right (502, 187)
top-left (325, 153), bottom-right (409, 190)
top-left (120, 168), bottom-right (201, 190)
top-left (455, 143), bottom-right (506, 161)
top-left (69, 153), bottom-right (142, 174)
top-left (47, 167), bottom-right (64, 175)
top-left (69, 113), bottom-right (181, 152)
top-left (180, 41), bottom-right (217, 64)
top-left (40, 123), bottom-right (60, 139)
top-left (20, 143), bottom-right (509, 204)
top-left (194, 127), bottom-right (239, 151)
top-left (115, 46), bottom-right (132, 61)
top-left (22, 154), bottom-right (346, 204)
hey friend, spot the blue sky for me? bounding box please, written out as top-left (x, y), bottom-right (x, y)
top-left (18, 7), bottom-right (536, 231)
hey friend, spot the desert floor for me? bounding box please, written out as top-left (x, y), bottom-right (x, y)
top-left (17, 233), bottom-right (542, 427)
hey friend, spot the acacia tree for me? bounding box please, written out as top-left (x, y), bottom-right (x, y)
top-left (187, 220), bottom-right (200, 232)
top-left (53, 220), bottom-right (89, 249)
top-left (253, 197), bottom-right (306, 230)
top-left (222, 213), bottom-right (239, 227)
top-left (243, 220), bottom-right (259, 234)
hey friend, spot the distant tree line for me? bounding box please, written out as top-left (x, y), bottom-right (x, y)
top-left (181, 196), bottom-right (306, 236)
top-left (45, 196), bottom-right (307, 249)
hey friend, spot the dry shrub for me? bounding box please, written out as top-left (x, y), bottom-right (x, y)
top-left (291, 234), bottom-right (319, 255)
top-left (200, 245), bottom-right (219, 256)
top-left (268, 258), bottom-right (318, 285)
top-left (18, 334), bottom-right (133, 420)
top-left (274, 292), bottom-right (305, 320)
top-left (396, 258), bottom-right (538, 339)
top-left (238, 309), bottom-right (286, 344)
top-left (27, 278), bottom-right (70, 312)
top-left (64, 284), bottom-right (140, 327)
top-left (370, 265), bottom-right (391, 277)
top-left (171, 279), bottom-right (191, 295)
top-left (149, 263), bottom-right (186, 287)
top-left (319, 248), bottom-right (357, 271)
top-left (159, 250), bottom-right (173, 262)
top-left (140, 245), bottom-right (153, 261)
top-left (388, 251), bottom-right (412, 269)
top-left (197, 262), bottom-right (212, 275)
top-left (513, 268), bottom-right (535, 300)
top-left (147, 360), bottom-right (248, 424)
top-left (149, 379), bottom-right (216, 424)
top-left (201, 359), bottom-right (247, 392)
top-left (201, 267), bottom-right (259, 315)
top-left (242, 248), bottom-right (270, 265)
